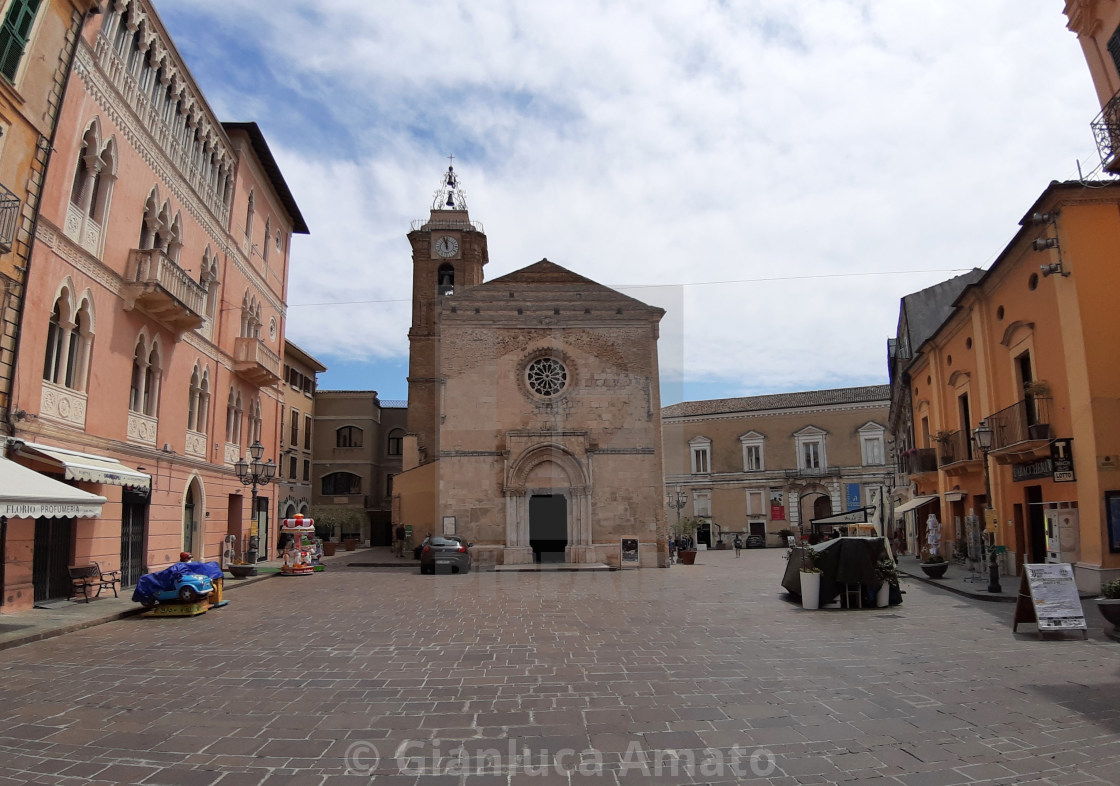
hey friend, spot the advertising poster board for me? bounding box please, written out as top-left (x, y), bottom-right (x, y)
top-left (1013, 563), bottom-right (1087, 639)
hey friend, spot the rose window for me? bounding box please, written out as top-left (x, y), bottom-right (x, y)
top-left (526, 357), bottom-right (568, 397)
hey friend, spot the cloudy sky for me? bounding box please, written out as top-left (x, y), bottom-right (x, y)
top-left (154, 1), bottom-right (1100, 406)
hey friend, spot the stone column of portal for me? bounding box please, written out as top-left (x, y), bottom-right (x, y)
top-left (503, 492), bottom-right (533, 564)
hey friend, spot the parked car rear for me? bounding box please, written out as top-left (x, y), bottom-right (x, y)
top-left (745, 535), bottom-right (766, 549)
top-left (419, 536), bottom-right (472, 574)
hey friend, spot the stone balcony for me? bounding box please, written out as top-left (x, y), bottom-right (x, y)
top-left (122, 249), bottom-right (206, 334)
top-left (233, 337), bottom-right (281, 387)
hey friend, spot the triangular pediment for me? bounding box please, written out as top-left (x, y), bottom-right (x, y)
top-left (456, 258), bottom-right (663, 316)
top-left (487, 259), bottom-right (602, 287)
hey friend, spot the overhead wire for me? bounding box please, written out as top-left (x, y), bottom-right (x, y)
top-left (285, 267), bottom-right (980, 309)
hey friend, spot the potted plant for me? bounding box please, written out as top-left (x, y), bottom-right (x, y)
top-left (673, 516), bottom-right (699, 565)
top-left (310, 506), bottom-right (365, 554)
top-left (314, 521), bottom-right (337, 556)
top-left (226, 547), bottom-right (257, 579)
top-left (920, 553), bottom-right (948, 579)
top-left (1096, 579), bottom-right (1120, 638)
top-left (874, 558), bottom-right (899, 607)
top-left (798, 546), bottom-right (824, 609)
top-left (1023, 379), bottom-right (1051, 397)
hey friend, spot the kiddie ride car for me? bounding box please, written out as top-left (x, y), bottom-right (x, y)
top-left (131, 561), bottom-right (226, 615)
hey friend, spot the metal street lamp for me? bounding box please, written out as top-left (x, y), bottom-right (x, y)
top-left (666, 487), bottom-right (688, 525)
top-left (972, 421), bottom-right (1002, 593)
top-left (235, 440), bottom-right (276, 563)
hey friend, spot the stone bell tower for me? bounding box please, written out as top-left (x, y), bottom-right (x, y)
top-left (405, 165), bottom-right (488, 463)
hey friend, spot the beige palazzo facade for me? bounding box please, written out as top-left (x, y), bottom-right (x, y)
top-left (394, 168), bottom-right (669, 567)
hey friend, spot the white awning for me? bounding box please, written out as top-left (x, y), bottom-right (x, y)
top-left (15, 441), bottom-right (151, 490)
top-left (893, 495), bottom-right (939, 516)
top-left (944, 491), bottom-right (968, 502)
top-left (0, 457), bottom-right (106, 519)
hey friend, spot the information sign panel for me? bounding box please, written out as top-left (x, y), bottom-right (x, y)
top-left (1013, 563), bottom-right (1087, 639)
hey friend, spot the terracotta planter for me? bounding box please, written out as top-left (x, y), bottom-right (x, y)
top-left (322, 541), bottom-right (338, 557)
top-left (678, 550), bottom-right (697, 565)
top-left (344, 539), bottom-right (358, 551)
top-left (920, 562), bottom-right (948, 579)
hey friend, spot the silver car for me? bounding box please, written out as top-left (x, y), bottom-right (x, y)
top-left (419, 536), bottom-right (472, 574)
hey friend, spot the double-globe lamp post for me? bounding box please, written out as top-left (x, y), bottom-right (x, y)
top-left (972, 420), bottom-right (1002, 593)
top-left (234, 440), bottom-right (276, 563)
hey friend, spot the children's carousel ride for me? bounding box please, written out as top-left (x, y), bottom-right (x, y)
top-left (280, 514), bottom-right (320, 576)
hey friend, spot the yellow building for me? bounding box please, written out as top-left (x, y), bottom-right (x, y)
top-left (892, 181), bottom-right (1120, 592)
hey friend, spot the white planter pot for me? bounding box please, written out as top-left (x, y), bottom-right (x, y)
top-left (801, 571), bottom-right (821, 610)
top-left (877, 583), bottom-right (891, 607)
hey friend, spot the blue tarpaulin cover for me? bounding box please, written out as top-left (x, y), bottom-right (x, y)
top-left (132, 561), bottom-right (223, 604)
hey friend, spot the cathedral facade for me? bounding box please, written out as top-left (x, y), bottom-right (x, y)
top-left (393, 169), bottom-right (668, 567)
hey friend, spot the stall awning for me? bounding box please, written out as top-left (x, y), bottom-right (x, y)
top-left (811, 507), bottom-right (875, 526)
top-left (16, 442), bottom-right (151, 490)
top-left (0, 457), bottom-right (107, 519)
top-left (893, 495), bottom-right (939, 515)
top-left (944, 491), bottom-right (968, 502)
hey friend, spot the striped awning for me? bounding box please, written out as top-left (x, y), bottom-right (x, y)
top-left (15, 442), bottom-right (150, 490)
top-left (0, 457), bottom-right (106, 519)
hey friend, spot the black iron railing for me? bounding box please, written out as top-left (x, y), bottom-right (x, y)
top-left (988, 397), bottom-right (1052, 449)
top-left (1092, 91), bottom-right (1120, 170)
top-left (936, 430), bottom-right (975, 466)
top-left (901, 448), bottom-right (938, 475)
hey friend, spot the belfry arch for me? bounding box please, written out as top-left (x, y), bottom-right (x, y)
top-left (503, 443), bottom-right (592, 564)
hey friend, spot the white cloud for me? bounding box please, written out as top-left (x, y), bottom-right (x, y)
top-left (155, 0), bottom-right (1102, 400)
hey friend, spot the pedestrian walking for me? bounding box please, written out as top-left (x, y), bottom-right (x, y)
top-left (733, 534), bottom-right (742, 557)
top-left (668, 536), bottom-right (677, 564)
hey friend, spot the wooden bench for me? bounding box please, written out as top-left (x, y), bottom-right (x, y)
top-left (68, 562), bottom-right (121, 603)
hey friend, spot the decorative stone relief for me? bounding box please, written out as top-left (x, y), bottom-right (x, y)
top-left (224, 442), bottom-right (241, 465)
top-left (64, 205), bottom-right (83, 243)
top-left (184, 429), bottom-right (207, 458)
top-left (127, 411), bottom-right (158, 445)
top-left (40, 381), bottom-right (87, 428)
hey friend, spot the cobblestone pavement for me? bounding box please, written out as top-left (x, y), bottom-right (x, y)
top-left (1, 549), bottom-right (1119, 785)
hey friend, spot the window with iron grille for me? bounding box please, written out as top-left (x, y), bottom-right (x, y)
top-left (0, 0), bottom-right (41, 82)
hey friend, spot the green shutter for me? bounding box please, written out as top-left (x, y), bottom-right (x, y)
top-left (1109, 24), bottom-right (1120, 81)
top-left (0, 0), bottom-right (43, 81)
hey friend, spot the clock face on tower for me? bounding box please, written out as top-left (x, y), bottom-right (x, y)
top-left (435, 235), bottom-right (459, 258)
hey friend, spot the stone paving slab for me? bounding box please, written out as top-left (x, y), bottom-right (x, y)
top-left (0, 548), bottom-right (1118, 785)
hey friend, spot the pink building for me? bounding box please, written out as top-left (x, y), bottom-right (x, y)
top-left (1, 0), bottom-right (306, 611)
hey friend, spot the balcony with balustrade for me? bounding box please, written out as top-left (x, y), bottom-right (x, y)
top-left (987, 397), bottom-right (1053, 465)
top-left (233, 337), bottom-right (282, 387)
top-left (122, 249), bottom-right (207, 334)
top-left (900, 448), bottom-right (939, 477)
top-left (935, 429), bottom-right (981, 476)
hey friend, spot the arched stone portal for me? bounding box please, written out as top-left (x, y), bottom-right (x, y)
top-left (504, 443), bottom-right (592, 564)
top-left (798, 488), bottom-right (833, 536)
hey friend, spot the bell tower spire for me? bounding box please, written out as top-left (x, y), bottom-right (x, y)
top-left (405, 162), bottom-right (488, 463)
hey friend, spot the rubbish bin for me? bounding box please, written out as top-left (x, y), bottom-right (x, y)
top-left (247, 536), bottom-right (259, 564)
